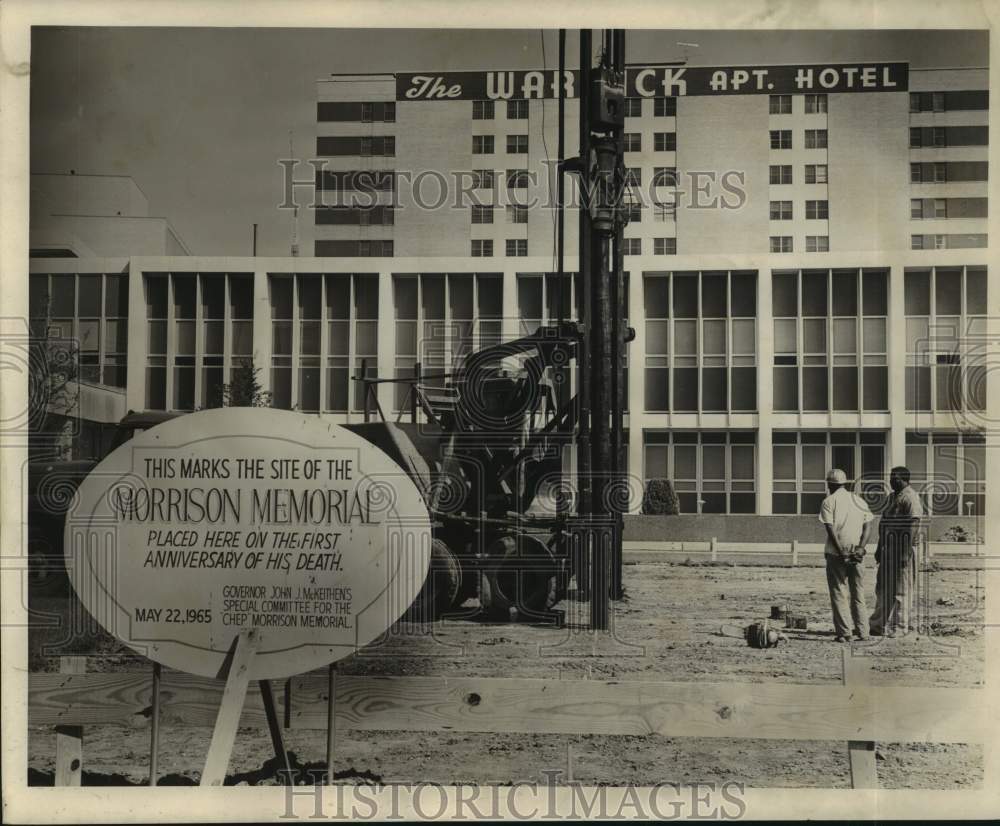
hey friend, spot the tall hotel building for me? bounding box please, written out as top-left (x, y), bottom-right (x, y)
top-left (29, 59), bottom-right (991, 535)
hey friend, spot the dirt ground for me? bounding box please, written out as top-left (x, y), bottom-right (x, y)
top-left (27, 558), bottom-right (986, 789)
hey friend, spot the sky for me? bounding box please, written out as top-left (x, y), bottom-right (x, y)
top-left (29, 27), bottom-right (988, 256)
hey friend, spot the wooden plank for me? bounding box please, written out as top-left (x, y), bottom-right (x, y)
top-left (200, 629), bottom-right (260, 787)
top-left (54, 656), bottom-right (86, 786)
top-left (288, 674), bottom-right (986, 745)
top-left (31, 671), bottom-right (987, 746)
top-left (30, 671), bottom-right (269, 728)
top-left (844, 649), bottom-right (877, 789)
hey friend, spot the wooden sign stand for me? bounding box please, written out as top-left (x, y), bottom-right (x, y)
top-left (199, 629), bottom-right (296, 787)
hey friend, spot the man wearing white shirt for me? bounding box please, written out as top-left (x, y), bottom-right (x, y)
top-left (818, 468), bottom-right (876, 643)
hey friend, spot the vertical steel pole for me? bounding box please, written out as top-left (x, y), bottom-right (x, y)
top-left (556, 30), bottom-right (567, 527)
top-left (557, 29), bottom-right (567, 330)
top-left (610, 28), bottom-right (626, 600)
top-left (577, 30), bottom-right (593, 602)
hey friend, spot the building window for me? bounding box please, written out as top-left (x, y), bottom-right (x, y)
top-left (270, 274), bottom-right (374, 414)
top-left (471, 205), bottom-right (494, 224)
top-left (770, 130), bottom-right (792, 149)
top-left (472, 135), bottom-right (494, 154)
top-left (804, 129), bottom-right (828, 149)
top-left (654, 204), bottom-right (676, 222)
top-left (804, 94), bottom-right (828, 114)
top-left (910, 198), bottom-right (923, 219)
top-left (654, 97), bottom-right (677, 117)
top-left (769, 201), bottom-right (793, 220)
top-left (516, 272), bottom-right (597, 407)
top-left (769, 165), bottom-right (792, 185)
top-left (909, 93), bottom-right (920, 113)
top-left (507, 134), bottom-right (529, 154)
top-left (910, 163), bottom-right (922, 184)
top-left (624, 168), bottom-right (641, 188)
top-left (361, 102), bottom-right (374, 123)
top-left (507, 99), bottom-right (528, 119)
top-left (644, 431), bottom-right (757, 514)
top-left (654, 132), bottom-right (677, 151)
top-left (623, 238), bottom-right (642, 256)
top-left (770, 236), bottom-right (793, 253)
top-left (905, 431), bottom-right (985, 516)
top-left (29, 272), bottom-right (132, 392)
top-left (507, 205), bottom-right (528, 224)
top-left (805, 236), bottom-right (829, 252)
top-left (772, 431), bottom-right (887, 515)
top-left (392, 273), bottom-right (502, 411)
top-left (904, 266), bottom-right (988, 413)
top-left (642, 270), bottom-right (757, 413)
top-left (934, 234), bottom-right (947, 249)
top-left (772, 268), bottom-right (889, 413)
top-left (911, 235), bottom-right (924, 250)
top-left (506, 169), bottom-right (530, 189)
top-left (805, 200), bottom-right (829, 219)
top-left (517, 271), bottom-right (582, 335)
top-left (625, 203), bottom-right (642, 223)
top-left (932, 91), bottom-right (946, 113)
top-left (933, 198), bottom-right (947, 219)
top-left (934, 162), bottom-right (947, 182)
top-left (506, 238), bottom-right (528, 257)
top-left (805, 200), bottom-right (829, 220)
top-left (933, 126), bottom-right (946, 147)
top-left (384, 102), bottom-right (395, 122)
top-left (805, 164), bottom-right (828, 184)
top-left (653, 167), bottom-right (677, 187)
top-left (624, 97), bottom-right (642, 117)
top-left (472, 100), bottom-right (495, 120)
top-left (769, 94), bottom-right (792, 114)
top-left (653, 237), bottom-right (677, 255)
top-left (473, 169), bottom-right (495, 189)
top-left (134, 272), bottom-right (252, 412)
top-left (624, 133), bottom-right (642, 152)
top-left (471, 239), bottom-right (494, 257)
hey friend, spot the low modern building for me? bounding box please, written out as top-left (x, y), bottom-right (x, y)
top-left (28, 62), bottom-right (992, 542)
top-left (28, 173), bottom-right (191, 458)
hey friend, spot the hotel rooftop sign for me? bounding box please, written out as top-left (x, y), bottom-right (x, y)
top-left (396, 63), bottom-right (908, 100)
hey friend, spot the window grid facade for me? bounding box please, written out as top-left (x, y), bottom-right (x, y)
top-left (904, 266), bottom-right (988, 412)
top-left (773, 431), bottom-right (887, 515)
top-left (905, 431), bottom-right (986, 516)
top-left (772, 269), bottom-right (889, 413)
top-left (643, 271), bottom-right (757, 413)
top-left (142, 272), bottom-right (253, 412)
top-left (30, 272), bottom-right (130, 389)
top-left (393, 273), bottom-right (502, 411)
top-left (269, 274), bottom-right (378, 414)
top-left (644, 431), bottom-right (757, 514)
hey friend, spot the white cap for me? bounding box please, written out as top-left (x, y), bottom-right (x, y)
top-left (826, 468), bottom-right (848, 484)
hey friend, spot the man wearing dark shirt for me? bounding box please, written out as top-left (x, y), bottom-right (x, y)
top-left (869, 466), bottom-right (924, 637)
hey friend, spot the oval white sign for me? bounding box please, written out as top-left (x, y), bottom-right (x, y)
top-left (65, 408), bottom-right (431, 679)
